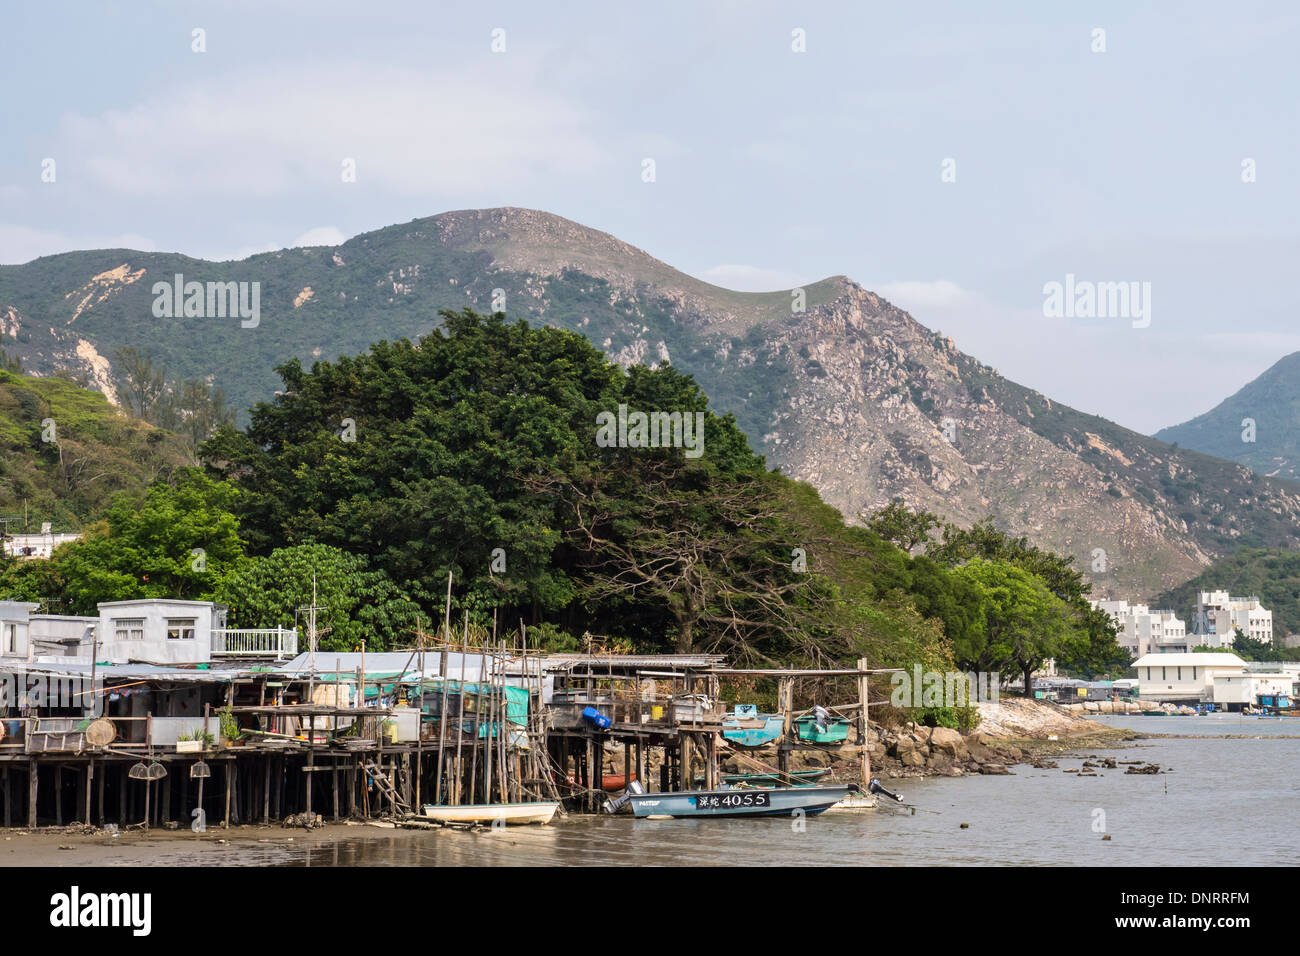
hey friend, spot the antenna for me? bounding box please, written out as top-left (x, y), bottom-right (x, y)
top-left (296, 572), bottom-right (331, 712)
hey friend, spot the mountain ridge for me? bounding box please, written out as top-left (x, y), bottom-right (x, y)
top-left (1155, 351), bottom-right (1300, 480)
top-left (3, 207), bottom-right (1299, 597)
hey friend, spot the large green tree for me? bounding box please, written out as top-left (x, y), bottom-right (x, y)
top-left (950, 559), bottom-right (1087, 697)
top-left (52, 469), bottom-right (246, 614)
top-left (214, 543), bottom-right (426, 652)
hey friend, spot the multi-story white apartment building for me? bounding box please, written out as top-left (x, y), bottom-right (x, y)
top-left (1194, 591), bottom-right (1273, 647)
top-left (1091, 599), bottom-right (1190, 658)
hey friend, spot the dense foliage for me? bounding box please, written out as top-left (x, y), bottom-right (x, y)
top-left (0, 367), bottom-right (191, 530)
top-left (1, 311), bottom-right (1128, 716)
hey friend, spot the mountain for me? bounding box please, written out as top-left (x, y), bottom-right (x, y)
top-left (1155, 352), bottom-right (1300, 480)
top-left (0, 366), bottom-right (191, 529)
top-left (3, 207), bottom-right (1300, 595)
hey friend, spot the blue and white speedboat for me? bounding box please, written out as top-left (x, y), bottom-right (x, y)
top-left (623, 784), bottom-right (856, 819)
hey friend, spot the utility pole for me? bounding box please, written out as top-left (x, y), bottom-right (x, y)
top-left (296, 573), bottom-right (330, 727)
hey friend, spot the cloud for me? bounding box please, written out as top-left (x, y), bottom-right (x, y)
top-left (290, 226), bottom-right (346, 248)
top-left (873, 279), bottom-right (975, 311)
top-left (700, 264), bottom-right (813, 292)
top-left (54, 62), bottom-right (605, 200)
top-left (0, 224), bottom-right (157, 265)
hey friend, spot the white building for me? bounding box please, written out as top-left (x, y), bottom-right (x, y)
top-left (1133, 652), bottom-right (1248, 703)
top-left (1, 524), bottom-right (82, 560)
top-left (1194, 591), bottom-right (1273, 647)
top-left (2, 598), bottom-right (297, 665)
top-left (1092, 600), bottom-right (1190, 657)
top-left (1133, 652), bottom-right (1292, 709)
top-left (0, 601), bottom-right (97, 660)
top-left (96, 599), bottom-right (297, 664)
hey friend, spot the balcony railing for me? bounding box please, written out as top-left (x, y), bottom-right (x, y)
top-left (211, 628), bottom-right (298, 659)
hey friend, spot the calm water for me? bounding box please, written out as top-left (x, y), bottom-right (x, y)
top-left (280, 715), bottom-right (1300, 866)
top-left (39, 715), bottom-right (1300, 866)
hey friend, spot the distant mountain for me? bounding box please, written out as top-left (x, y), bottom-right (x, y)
top-left (1155, 352), bottom-right (1300, 480)
top-left (3, 207), bottom-right (1300, 595)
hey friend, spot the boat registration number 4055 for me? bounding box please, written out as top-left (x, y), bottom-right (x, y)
top-left (696, 791), bottom-right (770, 809)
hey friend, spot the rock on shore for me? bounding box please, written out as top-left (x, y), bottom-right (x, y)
top-left (867, 698), bottom-right (1132, 780)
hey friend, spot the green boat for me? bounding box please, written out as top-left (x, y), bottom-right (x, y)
top-left (793, 715), bottom-right (851, 743)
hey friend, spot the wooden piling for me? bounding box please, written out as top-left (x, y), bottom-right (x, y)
top-left (27, 761), bottom-right (37, 828)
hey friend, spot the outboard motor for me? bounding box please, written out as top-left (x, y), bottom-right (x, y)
top-left (603, 779), bottom-right (646, 814)
top-left (868, 778), bottom-right (904, 803)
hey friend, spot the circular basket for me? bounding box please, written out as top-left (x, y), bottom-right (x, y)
top-left (85, 717), bottom-right (117, 747)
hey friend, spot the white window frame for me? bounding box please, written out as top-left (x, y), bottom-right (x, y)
top-left (113, 618), bottom-right (145, 641)
top-left (166, 618), bottom-right (197, 641)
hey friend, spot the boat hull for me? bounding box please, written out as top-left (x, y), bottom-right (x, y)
top-left (626, 785), bottom-right (854, 819)
top-left (721, 714), bottom-right (786, 748)
top-left (422, 802), bottom-right (560, 825)
top-left (793, 716), bottom-right (851, 743)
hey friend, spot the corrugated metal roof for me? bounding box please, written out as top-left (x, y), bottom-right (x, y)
top-left (1, 661), bottom-right (250, 682)
top-left (540, 653), bottom-right (726, 670)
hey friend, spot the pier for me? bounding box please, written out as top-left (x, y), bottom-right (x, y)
top-left (0, 633), bottom-right (895, 829)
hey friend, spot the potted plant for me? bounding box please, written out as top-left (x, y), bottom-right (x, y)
top-left (177, 727), bottom-right (215, 753)
top-left (218, 707), bottom-right (242, 747)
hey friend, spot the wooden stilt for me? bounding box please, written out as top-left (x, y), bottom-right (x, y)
top-left (27, 761), bottom-right (38, 828)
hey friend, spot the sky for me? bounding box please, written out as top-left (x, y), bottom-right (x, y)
top-left (2, 0), bottom-right (1297, 434)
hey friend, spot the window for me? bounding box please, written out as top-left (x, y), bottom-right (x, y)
top-left (1161, 667), bottom-right (1166, 680)
top-left (1177, 667), bottom-right (1182, 680)
top-left (113, 618), bottom-right (145, 641)
top-left (3, 623), bottom-right (16, 654)
top-left (166, 618), bottom-right (197, 640)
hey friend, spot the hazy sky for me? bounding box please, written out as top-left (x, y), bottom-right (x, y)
top-left (3, 1), bottom-right (1297, 434)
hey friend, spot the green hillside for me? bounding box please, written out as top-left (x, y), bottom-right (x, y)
top-left (0, 366), bottom-right (191, 530)
top-left (1155, 352), bottom-right (1300, 480)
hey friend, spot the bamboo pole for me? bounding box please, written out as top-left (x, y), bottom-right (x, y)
top-left (455, 623), bottom-right (467, 804)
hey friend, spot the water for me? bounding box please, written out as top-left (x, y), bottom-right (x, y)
top-left (38, 715), bottom-right (1299, 866)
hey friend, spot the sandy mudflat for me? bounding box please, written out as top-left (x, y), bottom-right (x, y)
top-left (0, 822), bottom-right (386, 867)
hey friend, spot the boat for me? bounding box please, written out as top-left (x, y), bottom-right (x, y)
top-left (721, 705), bottom-right (786, 748)
top-left (792, 715), bottom-right (852, 743)
top-left (563, 772), bottom-right (637, 792)
top-left (422, 802), bottom-right (560, 826)
top-left (826, 792), bottom-right (876, 811)
top-left (623, 784), bottom-right (856, 819)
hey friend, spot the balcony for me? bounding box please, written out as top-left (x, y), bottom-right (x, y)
top-left (211, 628), bottom-right (298, 660)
